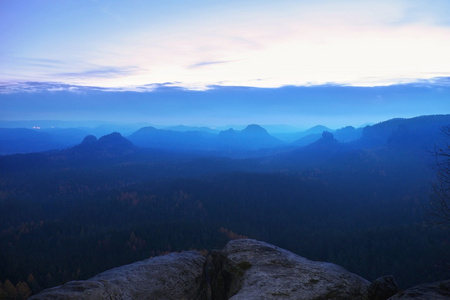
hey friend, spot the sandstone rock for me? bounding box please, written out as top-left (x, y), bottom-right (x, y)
top-left (388, 279), bottom-right (450, 300)
top-left (30, 239), bottom-right (448, 300)
top-left (210, 239), bottom-right (370, 299)
top-left (368, 275), bottom-right (399, 300)
top-left (29, 251), bottom-right (206, 300)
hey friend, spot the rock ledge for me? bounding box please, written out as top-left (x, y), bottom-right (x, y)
top-left (30, 239), bottom-right (449, 300)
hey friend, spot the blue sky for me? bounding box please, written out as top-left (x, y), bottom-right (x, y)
top-left (1, 0), bottom-right (449, 127)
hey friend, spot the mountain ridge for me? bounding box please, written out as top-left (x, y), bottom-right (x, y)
top-left (0, 114), bottom-right (448, 155)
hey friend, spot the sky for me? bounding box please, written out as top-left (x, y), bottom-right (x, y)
top-left (0, 0), bottom-right (449, 128)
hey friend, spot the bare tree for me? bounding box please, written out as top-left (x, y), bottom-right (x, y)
top-left (429, 126), bottom-right (450, 225)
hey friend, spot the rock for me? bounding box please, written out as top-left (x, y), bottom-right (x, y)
top-left (388, 279), bottom-right (450, 300)
top-left (30, 239), bottom-right (448, 300)
top-left (29, 251), bottom-right (206, 300)
top-left (368, 275), bottom-right (399, 300)
top-left (209, 239), bottom-right (370, 299)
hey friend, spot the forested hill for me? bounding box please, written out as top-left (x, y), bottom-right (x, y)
top-left (0, 114), bottom-right (449, 298)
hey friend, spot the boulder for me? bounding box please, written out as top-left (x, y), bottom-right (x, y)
top-left (388, 279), bottom-right (450, 299)
top-left (29, 251), bottom-right (206, 300)
top-left (209, 239), bottom-right (370, 299)
top-left (368, 275), bottom-right (399, 300)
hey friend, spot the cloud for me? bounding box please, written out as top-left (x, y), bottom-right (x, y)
top-left (0, 82), bottom-right (81, 94)
top-left (0, 80), bottom-right (191, 94)
top-left (21, 57), bottom-right (67, 68)
top-left (2, 1), bottom-right (450, 90)
top-left (188, 60), bottom-right (237, 69)
top-left (55, 66), bottom-right (144, 79)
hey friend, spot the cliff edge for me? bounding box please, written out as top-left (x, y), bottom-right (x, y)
top-left (30, 239), bottom-right (449, 299)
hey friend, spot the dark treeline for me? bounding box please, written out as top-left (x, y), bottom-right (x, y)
top-left (0, 115), bottom-right (449, 299)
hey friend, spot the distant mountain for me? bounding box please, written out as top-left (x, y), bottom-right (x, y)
top-left (128, 126), bottom-right (216, 151)
top-left (291, 133), bottom-right (322, 147)
top-left (128, 124), bottom-right (283, 153)
top-left (69, 132), bottom-right (135, 158)
top-left (292, 131), bottom-right (347, 166)
top-left (278, 125), bottom-right (361, 146)
top-left (0, 128), bottom-right (61, 155)
top-left (307, 131), bottom-right (340, 147)
top-left (265, 115), bottom-right (450, 174)
top-left (217, 124), bottom-right (283, 150)
top-left (242, 124), bottom-right (271, 135)
top-left (39, 127), bottom-right (90, 146)
top-left (288, 125), bottom-right (334, 145)
top-left (163, 125), bottom-right (218, 134)
top-left (0, 127), bottom-right (90, 155)
top-left (305, 125), bottom-right (333, 135)
top-left (356, 114), bottom-right (450, 150)
top-left (2, 115), bottom-right (447, 156)
top-left (333, 126), bottom-right (362, 143)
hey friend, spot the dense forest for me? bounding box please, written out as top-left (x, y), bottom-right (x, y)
top-left (0, 115), bottom-right (449, 299)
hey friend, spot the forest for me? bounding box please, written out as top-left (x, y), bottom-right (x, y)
top-left (0, 114), bottom-right (449, 299)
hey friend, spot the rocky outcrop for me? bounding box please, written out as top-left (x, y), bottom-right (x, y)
top-left (209, 239), bottom-right (370, 299)
top-left (69, 132), bottom-right (136, 158)
top-left (29, 251), bottom-right (206, 300)
top-left (388, 279), bottom-right (450, 299)
top-left (368, 275), bottom-right (399, 300)
top-left (30, 239), bottom-right (449, 300)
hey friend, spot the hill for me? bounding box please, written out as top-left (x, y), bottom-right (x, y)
top-left (128, 126), bottom-right (216, 152)
top-left (217, 124), bottom-right (283, 150)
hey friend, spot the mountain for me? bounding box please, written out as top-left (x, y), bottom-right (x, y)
top-left (356, 114), bottom-right (450, 150)
top-left (291, 133), bottom-right (322, 147)
top-left (0, 127), bottom-right (90, 155)
top-left (69, 132), bottom-right (135, 158)
top-left (128, 126), bottom-right (216, 151)
top-left (304, 124), bottom-right (334, 136)
top-left (274, 131), bottom-right (348, 169)
top-left (0, 128), bottom-right (57, 155)
top-left (163, 125), bottom-right (218, 134)
top-left (333, 125), bottom-right (362, 142)
top-left (264, 115), bottom-right (450, 173)
top-left (217, 124), bottom-right (283, 150)
top-left (292, 125), bottom-right (362, 146)
top-left (273, 125), bottom-right (333, 143)
top-left (30, 239), bottom-right (449, 300)
top-left (128, 124), bottom-right (283, 153)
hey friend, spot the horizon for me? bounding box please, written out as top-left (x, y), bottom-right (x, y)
top-left (1, 1), bottom-right (449, 129)
top-left (0, 113), bottom-right (447, 135)
top-left (1, 82), bottom-right (449, 129)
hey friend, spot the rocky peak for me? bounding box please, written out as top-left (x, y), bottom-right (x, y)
top-left (70, 132), bottom-right (135, 157)
top-left (209, 239), bottom-right (370, 299)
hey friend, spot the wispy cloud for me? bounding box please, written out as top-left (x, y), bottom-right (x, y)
top-left (0, 81), bottom-right (189, 94)
top-left (55, 66), bottom-right (145, 79)
top-left (188, 60), bottom-right (236, 69)
top-left (0, 82), bottom-right (83, 94)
